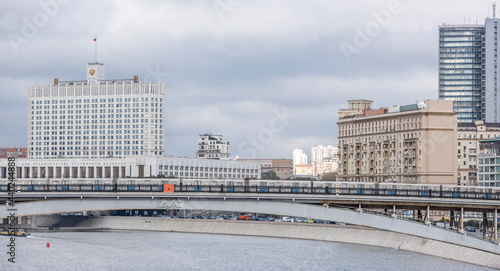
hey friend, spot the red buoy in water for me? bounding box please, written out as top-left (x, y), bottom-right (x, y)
top-left (46, 243), bottom-right (50, 248)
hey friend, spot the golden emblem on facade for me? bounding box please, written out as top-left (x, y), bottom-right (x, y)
top-left (89, 69), bottom-right (95, 76)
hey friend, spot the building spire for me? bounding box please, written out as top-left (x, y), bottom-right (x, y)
top-left (494, 3), bottom-right (496, 19)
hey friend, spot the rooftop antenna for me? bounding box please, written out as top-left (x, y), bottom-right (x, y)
top-left (494, 3), bottom-right (497, 19)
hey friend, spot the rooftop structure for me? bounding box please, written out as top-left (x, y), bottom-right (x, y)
top-left (196, 134), bottom-right (230, 160)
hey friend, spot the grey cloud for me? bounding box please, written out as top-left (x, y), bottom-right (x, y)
top-left (0, 0), bottom-right (492, 158)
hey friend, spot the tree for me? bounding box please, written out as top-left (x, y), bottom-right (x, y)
top-left (321, 172), bottom-right (337, 182)
top-left (261, 170), bottom-right (280, 180)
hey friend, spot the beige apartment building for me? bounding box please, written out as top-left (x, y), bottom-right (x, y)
top-left (294, 164), bottom-right (313, 177)
top-left (337, 99), bottom-right (457, 184)
top-left (456, 121), bottom-right (500, 185)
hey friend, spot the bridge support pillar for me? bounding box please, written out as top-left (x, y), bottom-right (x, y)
top-left (483, 212), bottom-right (488, 240)
top-left (458, 207), bottom-right (464, 234)
top-left (391, 205), bottom-right (397, 218)
top-left (450, 211), bottom-right (455, 229)
top-left (356, 204), bottom-right (363, 213)
top-left (494, 209), bottom-right (498, 242)
top-left (424, 206), bottom-right (431, 225)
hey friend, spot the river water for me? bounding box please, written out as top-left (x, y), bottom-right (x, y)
top-left (0, 231), bottom-right (495, 270)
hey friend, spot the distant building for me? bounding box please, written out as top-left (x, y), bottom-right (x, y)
top-left (478, 137), bottom-right (500, 187)
top-left (317, 156), bottom-right (338, 177)
top-left (292, 148), bottom-right (307, 166)
top-left (337, 99), bottom-right (457, 184)
top-left (196, 134), bottom-right (230, 160)
top-left (239, 159), bottom-right (293, 180)
top-left (0, 156), bottom-right (261, 181)
top-left (456, 121), bottom-right (500, 185)
top-left (310, 145), bottom-right (338, 177)
top-left (294, 164), bottom-right (313, 178)
top-left (0, 148), bottom-right (27, 158)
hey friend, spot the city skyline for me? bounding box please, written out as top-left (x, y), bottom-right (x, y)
top-left (0, 0), bottom-right (496, 159)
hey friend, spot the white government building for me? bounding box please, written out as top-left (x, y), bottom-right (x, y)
top-left (28, 62), bottom-right (165, 159)
top-left (1, 62), bottom-right (261, 184)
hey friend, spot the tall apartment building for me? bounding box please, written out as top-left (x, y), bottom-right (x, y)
top-left (310, 145), bottom-right (338, 177)
top-left (439, 24), bottom-right (484, 123)
top-left (292, 148), bottom-right (307, 166)
top-left (28, 62), bottom-right (165, 159)
top-left (439, 9), bottom-right (500, 123)
top-left (337, 100), bottom-right (457, 184)
top-left (483, 17), bottom-right (500, 122)
top-left (196, 134), bottom-right (230, 159)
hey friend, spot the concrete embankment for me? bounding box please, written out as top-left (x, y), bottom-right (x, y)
top-left (45, 216), bottom-right (500, 269)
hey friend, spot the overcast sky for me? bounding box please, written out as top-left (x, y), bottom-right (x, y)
top-left (0, 0), bottom-right (495, 160)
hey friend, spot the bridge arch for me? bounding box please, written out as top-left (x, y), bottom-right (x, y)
top-left (2, 195), bottom-right (500, 256)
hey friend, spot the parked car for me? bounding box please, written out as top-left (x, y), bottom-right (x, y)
top-left (465, 226), bottom-right (475, 232)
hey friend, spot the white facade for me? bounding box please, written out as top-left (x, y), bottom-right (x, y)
top-left (310, 145), bottom-right (338, 177)
top-left (28, 63), bottom-right (165, 159)
top-left (0, 156), bottom-right (261, 184)
top-left (292, 148), bottom-right (307, 166)
top-left (196, 134), bottom-right (230, 159)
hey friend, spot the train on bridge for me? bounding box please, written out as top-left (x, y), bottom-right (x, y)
top-left (1, 179), bottom-right (499, 200)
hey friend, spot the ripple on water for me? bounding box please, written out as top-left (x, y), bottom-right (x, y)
top-left (0, 231), bottom-right (496, 271)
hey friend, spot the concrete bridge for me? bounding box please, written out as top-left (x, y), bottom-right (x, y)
top-left (1, 191), bottom-right (500, 257)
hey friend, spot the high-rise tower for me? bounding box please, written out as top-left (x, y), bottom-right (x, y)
top-left (438, 24), bottom-right (484, 123)
top-left (483, 16), bottom-right (500, 122)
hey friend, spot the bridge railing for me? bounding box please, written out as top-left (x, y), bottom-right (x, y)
top-left (2, 184), bottom-right (500, 200)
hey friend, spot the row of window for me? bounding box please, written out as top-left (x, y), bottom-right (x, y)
top-left (30, 103), bottom-right (162, 110)
top-left (31, 97), bottom-right (162, 104)
top-left (159, 165), bottom-right (255, 173)
top-left (30, 151), bottom-right (161, 157)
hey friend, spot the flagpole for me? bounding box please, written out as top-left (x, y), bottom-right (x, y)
top-left (94, 36), bottom-right (97, 63)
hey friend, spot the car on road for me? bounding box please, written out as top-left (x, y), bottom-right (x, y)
top-left (465, 226), bottom-right (475, 232)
